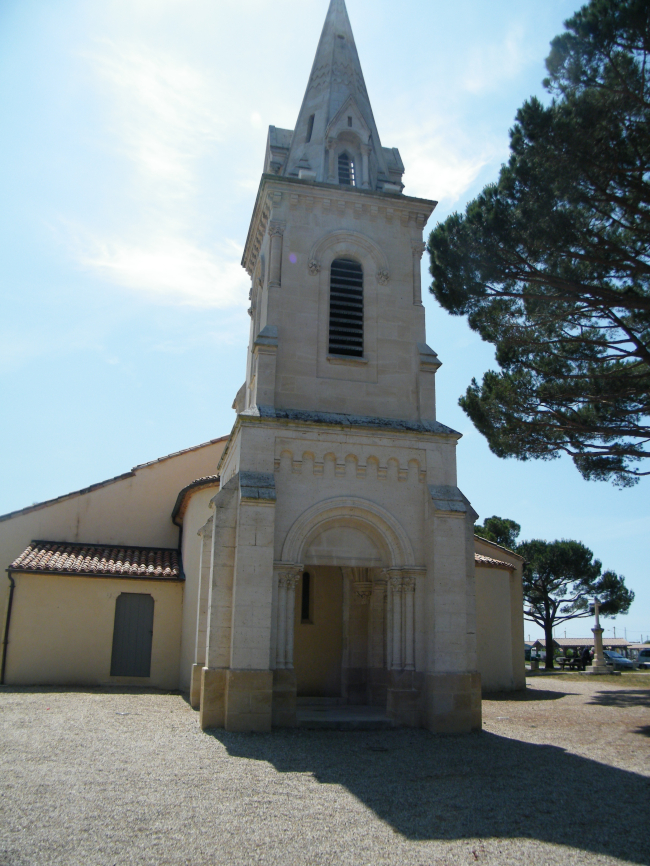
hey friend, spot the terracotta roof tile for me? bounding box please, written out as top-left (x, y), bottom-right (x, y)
top-left (475, 553), bottom-right (516, 571)
top-left (10, 541), bottom-right (183, 581)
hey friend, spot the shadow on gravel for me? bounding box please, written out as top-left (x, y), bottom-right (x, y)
top-left (209, 728), bottom-right (650, 865)
top-left (484, 688), bottom-right (572, 702)
top-left (632, 725), bottom-right (650, 738)
top-left (588, 689), bottom-right (650, 708)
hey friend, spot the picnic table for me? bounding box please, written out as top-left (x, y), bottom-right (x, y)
top-left (558, 656), bottom-right (590, 671)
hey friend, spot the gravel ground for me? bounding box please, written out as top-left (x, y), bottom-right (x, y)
top-left (1, 675), bottom-right (649, 866)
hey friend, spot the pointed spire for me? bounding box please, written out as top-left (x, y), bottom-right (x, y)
top-left (304, 0), bottom-right (373, 131)
top-left (274, 0), bottom-right (403, 191)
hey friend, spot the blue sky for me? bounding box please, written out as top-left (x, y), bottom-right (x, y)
top-left (0, 0), bottom-right (647, 642)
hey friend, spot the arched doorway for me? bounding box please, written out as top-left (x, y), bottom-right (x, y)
top-left (278, 498), bottom-right (417, 713)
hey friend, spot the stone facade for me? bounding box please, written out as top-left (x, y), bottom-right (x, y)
top-left (197, 0), bottom-right (483, 734)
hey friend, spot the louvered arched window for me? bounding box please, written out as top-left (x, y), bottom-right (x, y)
top-left (329, 258), bottom-right (363, 357)
top-left (338, 152), bottom-right (356, 186)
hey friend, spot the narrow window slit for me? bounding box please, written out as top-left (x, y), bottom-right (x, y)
top-left (306, 114), bottom-right (315, 143)
top-left (301, 572), bottom-right (311, 623)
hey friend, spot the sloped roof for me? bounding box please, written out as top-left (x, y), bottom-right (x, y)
top-left (475, 553), bottom-right (515, 571)
top-left (531, 637), bottom-right (630, 648)
top-left (10, 541), bottom-right (183, 581)
top-left (0, 436), bottom-right (228, 524)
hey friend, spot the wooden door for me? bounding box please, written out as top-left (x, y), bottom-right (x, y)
top-left (110, 593), bottom-right (154, 677)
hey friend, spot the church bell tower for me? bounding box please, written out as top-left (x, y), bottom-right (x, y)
top-left (196, 0), bottom-right (482, 735)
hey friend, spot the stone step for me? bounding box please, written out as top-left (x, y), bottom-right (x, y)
top-left (296, 706), bottom-right (392, 731)
top-left (296, 697), bottom-right (345, 707)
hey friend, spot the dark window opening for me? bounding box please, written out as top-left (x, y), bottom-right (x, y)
top-left (306, 114), bottom-right (315, 143)
top-left (347, 116), bottom-right (353, 127)
top-left (338, 152), bottom-right (356, 186)
top-left (301, 572), bottom-right (312, 623)
top-left (328, 258), bottom-right (363, 357)
top-left (110, 593), bottom-right (154, 678)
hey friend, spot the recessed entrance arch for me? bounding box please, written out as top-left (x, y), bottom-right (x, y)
top-left (276, 498), bottom-right (420, 711)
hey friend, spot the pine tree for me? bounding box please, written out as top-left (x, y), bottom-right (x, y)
top-left (429, 0), bottom-right (650, 486)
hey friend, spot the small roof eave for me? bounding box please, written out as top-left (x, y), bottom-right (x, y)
top-left (171, 476), bottom-right (221, 527)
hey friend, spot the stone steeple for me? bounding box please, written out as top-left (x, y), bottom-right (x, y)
top-left (264, 0), bottom-right (405, 192)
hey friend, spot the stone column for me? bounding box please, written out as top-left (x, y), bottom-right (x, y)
top-left (360, 144), bottom-right (371, 189)
top-left (285, 572), bottom-right (300, 670)
top-left (327, 138), bottom-right (336, 182)
top-left (386, 572), bottom-right (393, 671)
top-left (369, 576), bottom-right (387, 669)
top-left (276, 573), bottom-right (287, 669)
top-left (272, 564), bottom-right (302, 727)
top-left (387, 570), bottom-right (423, 727)
top-left (268, 221), bottom-right (285, 289)
top-left (190, 517), bottom-right (213, 709)
top-left (390, 575), bottom-right (403, 670)
top-left (403, 575), bottom-right (416, 671)
top-left (369, 574), bottom-right (388, 706)
top-left (411, 241), bottom-right (426, 305)
top-left (274, 567), bottom-right (302, 670)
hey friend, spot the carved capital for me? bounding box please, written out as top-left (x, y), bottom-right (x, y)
top-left (402, 576), bottom-right (416, 593)
top-left (285, 571), bottom-right (301, 592)
top-left (308, 260), bottom-right (321, 276)
top-left (411, 240), bottom-right (427, 260)
top-left (376, 269), bottom-right (390, 286)
top-left (276, 563), bottom-right (303, 591)
top-left (269, 221), bottom-right (286, 239)
top-left (389, 575), bottom-right (404, 593)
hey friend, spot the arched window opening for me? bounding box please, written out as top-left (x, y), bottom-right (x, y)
top-left (338, 152), bottom-right (356, 186)
top-left (329, 258), bottom-right (363, 357)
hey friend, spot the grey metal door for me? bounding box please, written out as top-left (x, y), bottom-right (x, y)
top-left (110, 593), bottom-right (154, 677)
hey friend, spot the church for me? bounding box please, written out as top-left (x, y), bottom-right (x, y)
top-left (0, 0), bottom-right (524, 733)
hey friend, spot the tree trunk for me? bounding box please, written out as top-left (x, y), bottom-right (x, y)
top-left (544, 624), bottom-right (555, 670)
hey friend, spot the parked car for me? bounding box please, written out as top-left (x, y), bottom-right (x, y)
top-left (603, 650), bottom-right (634, 670)
top-left (635, 648), bottom-right (650, 670)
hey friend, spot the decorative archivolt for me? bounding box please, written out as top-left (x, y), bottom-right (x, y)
top-left (281, 496), bottom-right (416, 568)
top-left (308, 230), bottom-right (389, 282)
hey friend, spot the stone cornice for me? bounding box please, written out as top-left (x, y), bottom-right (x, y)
top-left (216, 407), bottom-right (460, 479)
top-left (246, 405), bottom-right (459, 436)
top-left (242, 174), bottom-right (437, 276)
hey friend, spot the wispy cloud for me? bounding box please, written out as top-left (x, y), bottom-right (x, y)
top-left (394, 119), bottom-right (498, 209)
top-left (79, 234), bottom-right (249, 308)
top-left (87, 39), bottom-right (225, 195)
top-left (462, 23), bottom-right (527, 94)
top-left (66, 40), bottom-right (249, 308)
